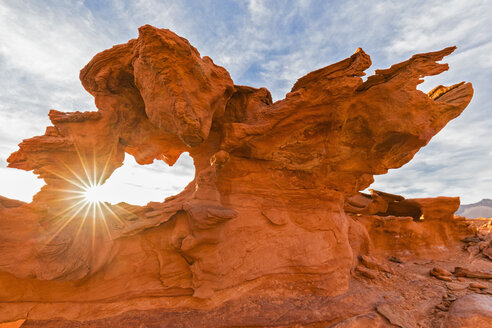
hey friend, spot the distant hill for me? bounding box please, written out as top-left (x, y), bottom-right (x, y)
top-left (456, 199), bottom-right (492, 218)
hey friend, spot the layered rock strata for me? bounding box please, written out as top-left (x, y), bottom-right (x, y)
top-left (1, 25), bottom-right (490, 327)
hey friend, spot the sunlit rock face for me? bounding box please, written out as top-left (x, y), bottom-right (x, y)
top-left (2, 25), bottom-right (491, 327)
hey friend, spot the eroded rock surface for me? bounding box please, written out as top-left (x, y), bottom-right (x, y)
top-left (445, 294), bottom-right (492, 327)
top-left (1, 25), bottom-right (490, 327)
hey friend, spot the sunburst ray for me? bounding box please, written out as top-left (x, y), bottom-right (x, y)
top-left (43, 144), bottom-right (131, 249)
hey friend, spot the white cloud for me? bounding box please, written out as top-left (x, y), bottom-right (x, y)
top-left (0, 167), bottom-right (44, 202)
top-left (99, 153), bottom-right (194, 205)
top-left (0, 0), bottom-right (196, 203)
top-left (370, 0), bottom-right (492, 204)
top-left (0, 1), bottom-right (107, 83)
top-left (0, 0), bottom-right (491, 205)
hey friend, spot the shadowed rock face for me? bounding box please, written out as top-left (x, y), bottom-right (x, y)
top-left (2, 25), bottom-right (490, 327)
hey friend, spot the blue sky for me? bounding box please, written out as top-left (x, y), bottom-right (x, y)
top-left (0, 0), bottom-right (491, 204)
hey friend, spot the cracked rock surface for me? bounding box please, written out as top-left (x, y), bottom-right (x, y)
top-left (1, 25), bottom-right (491, 327)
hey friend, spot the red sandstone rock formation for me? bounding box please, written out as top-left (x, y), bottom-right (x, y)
top-left (1, 25), bottom-right (491, 327)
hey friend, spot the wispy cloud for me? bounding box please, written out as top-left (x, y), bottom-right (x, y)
top-left (0, 0), bottom-right (490, 204)
top-left (370, 0), bottom-right (492, 203)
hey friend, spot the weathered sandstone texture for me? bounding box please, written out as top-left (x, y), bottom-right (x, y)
top-left (1, 25), bottom-right (491, 327)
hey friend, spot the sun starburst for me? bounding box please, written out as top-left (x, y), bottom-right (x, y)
top-left (41, 144), bottom-right (131, 249)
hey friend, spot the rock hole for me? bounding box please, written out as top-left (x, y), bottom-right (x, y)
top-left (0, 164), bottom-right (44, 202)
top-left (100, 152), bottom-right (195, 205)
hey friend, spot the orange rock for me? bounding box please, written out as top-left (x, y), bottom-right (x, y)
top-left (376, 303), bottom-right (417, 328)
top-left (483, 247), bottom-right (492, 260)
top-left (0, 196), bottom-right (25, 209)
top-left (329, 312), bottom-right (390, 327)
top-left (469, 282), bottom-right (488, 290)
top-left (455, 267), bottom-right (492, 279)
top-left (431, 267), bottom-right (453, 277)
top-left (353, 212), bottom-right (472, 258)
top-left (436, 303), bottom-right (450, 311)
top-left (444, 294), bottom-right (492, 327)
top-left (346, 191), bottom-right (460, 221)
top-left (446, 282), bottom-right (467, 291)
top-left (0, 319), bottom-right (25, 328)
top-left (0, 25), bottom-right (479, 326)
top-left (359, 255), bottom-right (392, 273)
top-left (436, 275), bottom-right (454, 282)
top-left (355, 266), bottom-right (378, 280)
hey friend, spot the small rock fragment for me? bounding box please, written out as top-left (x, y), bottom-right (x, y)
top-left (329, 312), bottom-right (387, 327)
top-left (355, 266), bottom-right (377, 279)
top-left (359, 255), bottom-right (392, 273)
top-left (430, 267), bottom-right (452, 277)
top-left (446, 282), bottom-right (467, 291)
top-left (478, 242), bottom-right (489, 251)
top-left (444, 293), bottom-right (457, 302)
top-left (454, 267), bottom-right (492, 279)
top-left (483, 247), bottom-right (492, 261)
top-left (466, 245), bottom-right (481, 256)
top-left (436, 275), bottom-right (453, 282)
top-left (376, 303), bottom-right (417, 328)
top-left (436, 303), bottom-right (449, 311)
top-left (469, 282), bottom-right (487, 290)
top-left (462, 236), bottom-right (482, 243)
top-left (388, 256), bottom-right (403, 263)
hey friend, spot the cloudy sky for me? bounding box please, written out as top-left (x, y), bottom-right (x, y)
top-left (0, 0), bottom-right (490, 205)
